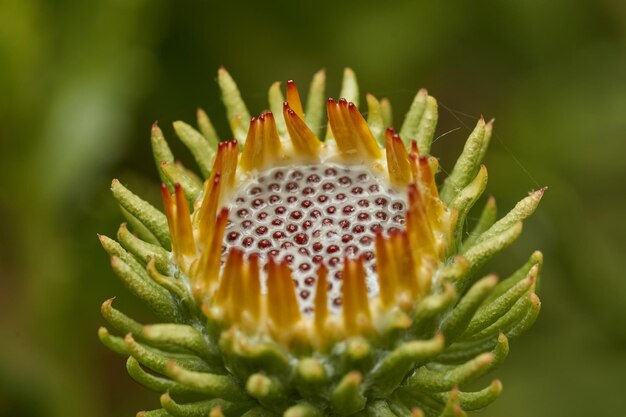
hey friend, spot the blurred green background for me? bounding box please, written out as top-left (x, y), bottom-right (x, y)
top-left (1, 0), bottom-right (625, 416)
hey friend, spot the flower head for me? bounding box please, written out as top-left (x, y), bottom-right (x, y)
top-left (99, 68), bottom-right (544, 417)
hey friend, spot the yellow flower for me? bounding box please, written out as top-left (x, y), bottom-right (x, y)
top-left (100, 68), bottom-right (544, 417)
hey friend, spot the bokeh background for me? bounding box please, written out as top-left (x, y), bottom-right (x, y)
top-left (1, 0), bottom-right (625, 416)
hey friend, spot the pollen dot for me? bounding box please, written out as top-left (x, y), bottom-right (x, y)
top-left (322, 183), bottom-right (335, 192)
top-left (339, 176), bottom-right (352, 186)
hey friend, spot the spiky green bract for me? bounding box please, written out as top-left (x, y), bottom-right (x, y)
top-left (99, 69), bottom-right (544, 417)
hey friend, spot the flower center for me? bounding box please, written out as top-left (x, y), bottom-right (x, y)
top-left (223, 163), bottom-right (407, 314)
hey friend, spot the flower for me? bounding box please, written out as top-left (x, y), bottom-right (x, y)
top-left (98, 68), bottom-right (545, 417)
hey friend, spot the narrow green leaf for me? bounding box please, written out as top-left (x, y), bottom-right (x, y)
top-left (432, 337), bottom-right (496, 364)
top-left (488, 333), bottom-right (509, 369)
top-left (217, 67), bottom-right (251, 128)
top-left (380, 98), bottom-right (393, 129)
top-left (485, 251), bottom-right (543, 304)
top-left (437, 390), bottom-right (467, 417)
top-left (99, 234), bottom-right (154, 284)
top-left (160, 161), bottom-right (202, 204)
top-left (120, 206), bottom-right (160, 246)
top-left (415, 95), bottom-right (438, 155)
top-left (124, 333), bottom-right (169, 375)
top-left (461, 196), bottom-right (497, 252)
top-left (367, 333), bottom-right (444, 396)
top-left (151, 122), bottom-right (175, 189)
top-left (407, 334), bottom-right (506, 392)
top-left (344, 337), bottom-right (374, 371)
top-left (124, 334), bottom-right (212, 375)
top-left (127, 356), bottom-right (195, 395)
top-left (462, 222), bottom-right (523, 276)
top-left (228, 114), bottom-right (248, 144)
top-left (224, 335), bottom-right (291, 376)
top-left (111, 179), bottom-right (170, 248)
top-left (430, 380), bottom-right (502, 411)
top-left (305, 69), bottom-right (326, 137)
top-left (295, 358), bottom-right (328, 400)
top-left (173, 121), bottom-right (214, 178)
top-left (196, 107), bottom-right (220, 148)
top-left (507, 293), bottom-right (541, 338)
top-left (440, 118), bottom-right (487, 204)
top-left (366, 94), bottom-right (385, 145)
top-left (166, 361), bottom-right (247, 401)
top-left (474, 188), bottom-right (546, 246)
top-left (340, 67), bottom-right (359, 106)
top-left (468, 290), bottom-right (534, 341)
top-left (101, 298), bottom-right (144, 336)
top-left (413, 283), bottom-right (458, 326)
top-left (464, 266), bottom-right (537, 336)
top-left (146, 260), bottom-right (188, 301)
top-left (142, 324), bottom-right (212, 360)
top-left (437, 257), bottom-right (470, 283)
top-left (450, 165), bottom-right (488, 251)
top-left (268, 81), bottom-right (287, 136)
top-left (440, 275), bottom-right (498, 344)
top-left (110, 256), bottom-right (176, 321)
top-left (246, 373), bottom-right (288, 412)
top-left (477, 119), bottom-right (493, 165)
top-left (399, 89), bottom-right (428, 146)
top-left (98, 326), bottom-right (128, 355)
top-left (331, 371), bottom-right (366, 416)
top-left (160, 393), bottom-right (233, 417)
top-left (117, 223), bottom-right (170, 272)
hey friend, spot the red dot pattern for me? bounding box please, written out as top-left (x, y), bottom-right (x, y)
top-left (222, 164), bottom-right (406, 314)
